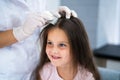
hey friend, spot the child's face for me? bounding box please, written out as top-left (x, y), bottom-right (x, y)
top-left (46, 28), bottom-right (72, 67)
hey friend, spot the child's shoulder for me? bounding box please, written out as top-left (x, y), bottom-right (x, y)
top-left (40, 62), bottom-right (54, 73)
top-left (76, 65), bottom-right (95, 80)
top-left (40, 62), bottom-right (54, 80)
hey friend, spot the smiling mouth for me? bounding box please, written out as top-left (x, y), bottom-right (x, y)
top-left (51, 55), bottom-right (61, 59)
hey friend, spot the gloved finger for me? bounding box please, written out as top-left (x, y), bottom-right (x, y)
top-left (58, 6), bottom-right (71, 19)
top-left (33, 18), bottom-right (46, 28)
top-left (31, 12), bottom-right (54, 25)
top-left (71, 10), bottom-right (77, 17)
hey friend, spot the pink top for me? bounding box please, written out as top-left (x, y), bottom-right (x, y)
top-left (40, 62), bottom-right (95, 80)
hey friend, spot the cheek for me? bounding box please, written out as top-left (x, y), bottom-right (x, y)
top-left (62, 50), bottom-right (71, 58)
top-left (46, 47), bottom-right (51, 55)
top-left (64, 53), bottom-right (72, 63)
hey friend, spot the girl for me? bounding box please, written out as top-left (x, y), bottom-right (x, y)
top-left (36, 12), bottom-right (100, 80)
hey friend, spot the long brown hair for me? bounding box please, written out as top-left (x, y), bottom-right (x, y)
top-left (36, 12), bottom-right (100, 80)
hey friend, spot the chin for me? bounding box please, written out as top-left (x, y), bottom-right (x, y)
top-left (51, 62), bottom-right (61, 67)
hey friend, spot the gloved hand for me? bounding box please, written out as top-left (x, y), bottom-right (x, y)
top-left (53, 6), bottom-right (78, 19)
top-left (13, 11), bottom-right (54, 41)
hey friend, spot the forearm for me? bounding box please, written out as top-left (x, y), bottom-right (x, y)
top-left (0, 30), bottom-right (17, 48)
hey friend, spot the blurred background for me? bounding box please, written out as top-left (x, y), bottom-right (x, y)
top-left (46, 0), bottom-right (120, 80)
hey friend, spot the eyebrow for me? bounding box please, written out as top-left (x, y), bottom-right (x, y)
top-left (47, 40), bottom-right (69, 44)
top-left (60, 41), bottom-right (69, 44)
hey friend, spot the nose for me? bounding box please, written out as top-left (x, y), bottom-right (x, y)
top-left (52, 46), bottom-right (58, 54)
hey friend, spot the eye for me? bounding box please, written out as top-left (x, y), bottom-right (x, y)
top-left (47, 41), bottom-right (53, 46)
top-left (59, 43), bottom-right (67, 47)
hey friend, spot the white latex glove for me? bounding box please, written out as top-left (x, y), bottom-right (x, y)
top-left (13, 11), bottom-right (54, 41)
top-left (53, 6), bottom-right (78, 19)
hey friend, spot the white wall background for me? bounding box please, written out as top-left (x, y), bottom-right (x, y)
top-left (97, 0), bottom-right (120, 48)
